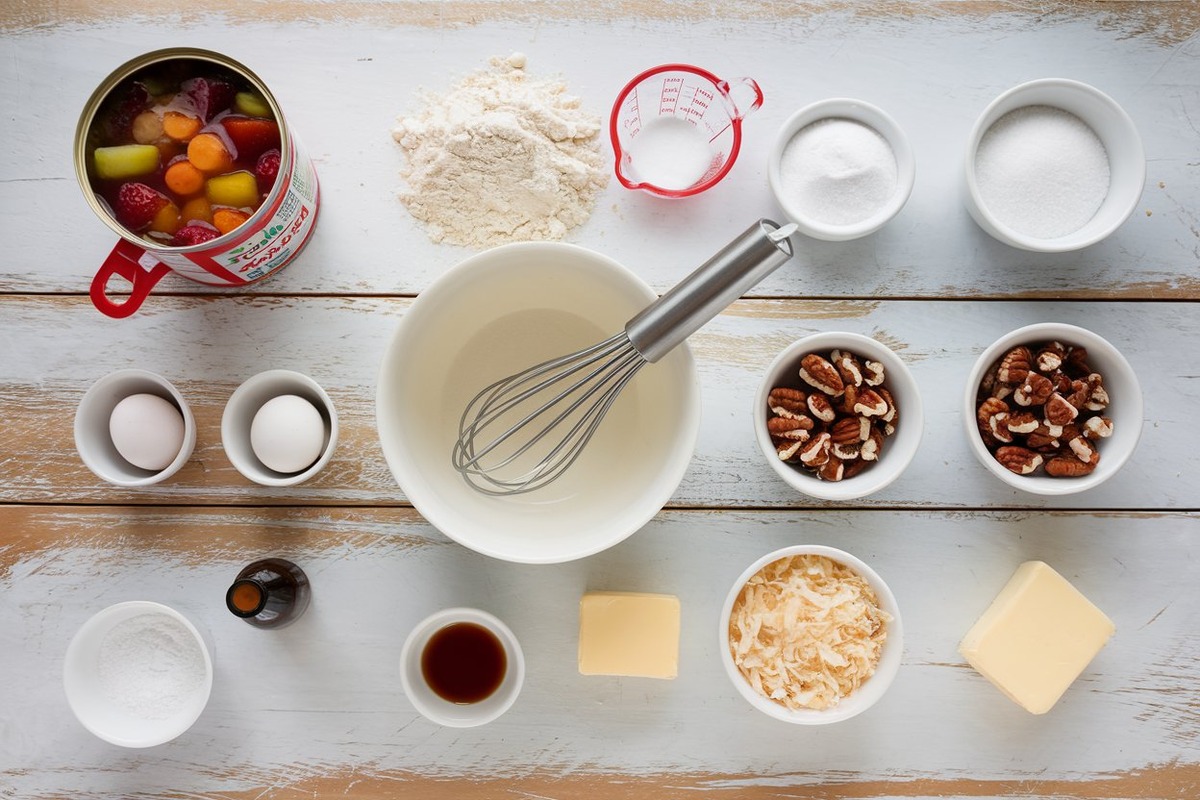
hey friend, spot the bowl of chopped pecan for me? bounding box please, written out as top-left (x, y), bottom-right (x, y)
top-left (754, 332), bottom-right (924, 501)
top-left (964, 322), bottom-right (1142, 494)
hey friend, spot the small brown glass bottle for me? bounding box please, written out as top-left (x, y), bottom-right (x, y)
top-left (225, 557), bottom-right (310, 629)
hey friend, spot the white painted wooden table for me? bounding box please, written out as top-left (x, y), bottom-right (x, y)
top-left (1, 3), bottom-right (1197, 798)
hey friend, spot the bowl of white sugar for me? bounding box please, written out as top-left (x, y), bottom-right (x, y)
top-left (964, 78), bottom-right (1145, 252)
top-left (768, 98), bottom-right (915, 241)
top-left (64, 601), bottom-right (213, 747)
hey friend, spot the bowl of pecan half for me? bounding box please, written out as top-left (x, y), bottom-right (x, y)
top-left (964, 322), bottom-right (1143, 495)
top-left (754, 332), bottom-right (923, 501)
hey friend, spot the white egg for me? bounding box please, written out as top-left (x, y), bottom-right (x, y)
top-left (109, 393), bottom-right (186, 472)
top-left (250, 394), bottom-right (326, 474)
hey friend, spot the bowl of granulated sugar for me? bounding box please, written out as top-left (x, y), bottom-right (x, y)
top-left (64, 601), bottom-right (212, 747)
top-left (768, 98), bottom-right (915, 241)
top-left (964, 78), bottom-right (1145, 252)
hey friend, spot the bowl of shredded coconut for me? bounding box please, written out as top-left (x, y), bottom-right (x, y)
top-left (720, 545), bottom-right (902, 724)
top-left (64, 601), bottom-right (213, 747)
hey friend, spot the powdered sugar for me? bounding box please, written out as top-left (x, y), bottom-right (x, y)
top-left (98, 613), bottom-right (207, 719)
top-left (974, 105), bottom-right (1110, 239)
top-left (391, 54), bottom-right (608, 248)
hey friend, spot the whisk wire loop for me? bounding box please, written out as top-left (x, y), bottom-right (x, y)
top-left (452, 333), bottom-right (647, 495)
top-left (451, 219), bottom-right (798, 497)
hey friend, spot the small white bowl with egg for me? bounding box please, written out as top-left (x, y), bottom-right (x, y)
top-left (768, 98), bottom-right (915, 241)
top-left (376, 241), bottom-right (700, 564)
top-left (74, 369), bottom-right (196, 487)
top-left (720, 544), bottom-right (903, 724)
top-left (222, 369), bottom-right (338, 486)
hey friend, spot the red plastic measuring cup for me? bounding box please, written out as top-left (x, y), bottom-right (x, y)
top-left (609, 64), bottom-right (763, 198)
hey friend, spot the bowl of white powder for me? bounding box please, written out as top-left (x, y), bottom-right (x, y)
top-left (964, 78), bottom-right (1145, 252)
top-left (64, 601), bottom-right (212, 747)
top-left (768, 98), bottom-right (915, 241)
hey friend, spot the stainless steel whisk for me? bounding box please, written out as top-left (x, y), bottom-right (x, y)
top-left (452, 220), bottom-right (799, 496)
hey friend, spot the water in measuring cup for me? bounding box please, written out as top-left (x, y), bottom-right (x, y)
top-left (626, 117), bottom-right (714, 191)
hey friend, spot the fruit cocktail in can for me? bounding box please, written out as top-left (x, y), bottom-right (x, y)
top-left (75, 48), bottom-right (320, 318)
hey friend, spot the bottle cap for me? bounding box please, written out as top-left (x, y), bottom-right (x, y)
top-left (226, 579), bottom-right (267, 617)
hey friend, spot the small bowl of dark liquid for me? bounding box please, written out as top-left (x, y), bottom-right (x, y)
top-left (399, 607), bottom-right (525, 727)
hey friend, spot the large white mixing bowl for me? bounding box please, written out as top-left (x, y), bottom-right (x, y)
top-left (377, 242), bottom-right (701, 564)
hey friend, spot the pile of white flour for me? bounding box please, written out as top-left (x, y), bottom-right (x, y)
top-left (391, 53), bottom-right (608, 248)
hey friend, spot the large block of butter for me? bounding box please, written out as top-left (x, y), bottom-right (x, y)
top-left (959, 560), bottom-right (1115, 714)
top-left (578, 592), bottom-right (680, 679)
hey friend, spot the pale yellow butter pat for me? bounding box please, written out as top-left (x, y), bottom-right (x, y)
top-left (959, 560), bottom-right (1115, 714)
top-left (578, 592), bottom-right (680, 679)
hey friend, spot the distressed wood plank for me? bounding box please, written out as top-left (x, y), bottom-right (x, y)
top-left (1, 506), bottom-right (1196, 798)
top-left (1, 7), bottom-right (1197, 298)
top-left (1, 296), bottom-right (1195, 509)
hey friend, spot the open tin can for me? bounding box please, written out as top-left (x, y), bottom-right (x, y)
top-left (75, 48), bottom-right (320, 318)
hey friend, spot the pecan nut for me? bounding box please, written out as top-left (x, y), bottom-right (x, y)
top-left (767, 416), bottom-right (812, 440)
top-left (768, 387), bottom-right (808, 420)
top-left (831, 350), bottom-right (865, 388)
top-left (1045, 455), bottom-right (1097, 477)
top-left (998, 346), bottom-right (1033, 383)
top-left (798, 354), bottom-right (845, 396)
top-left (996, 446), bottom-right (1044, 475)
top-left (1013, 372), bottom-right (1053, 407)
top-left (830, 416), bottom-right (869, 445)
top-left (807, 393), bottom-right (836, 423)
top-left (1044, 392), bottom-right (1079, 426)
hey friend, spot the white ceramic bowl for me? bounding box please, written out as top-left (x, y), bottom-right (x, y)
top-left (964, 322), bottom-right (1142, 495)
top-left (74, 369), bottom-right (196, 487)
top-left (376, 242), bottom-right (700, 564)
top-left (222, 369), bottom-right (339, 487)
top-left (964, 78), bottom-right (1145, 252)
top-left (399, 607), bottom-right (525, 728)
top-left (720, 545), bottom-right (903, 724)
top-left (63, 601), bottom-right (213, 747)
top-left (768, 98), bottom-right (915, 241)
top-left (754, 332), bottom-right (923, 501)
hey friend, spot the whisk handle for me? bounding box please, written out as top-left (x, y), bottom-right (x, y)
top-left (625, 219), bottom-right (797, 363)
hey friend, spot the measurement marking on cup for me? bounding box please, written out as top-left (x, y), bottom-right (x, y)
top-left (660, 77), bottom-right (683, 114)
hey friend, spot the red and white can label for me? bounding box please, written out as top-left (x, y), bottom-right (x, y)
top-left (154, 133), bottom-right (319, 286)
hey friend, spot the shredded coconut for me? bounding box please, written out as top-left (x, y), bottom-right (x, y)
top-left (391, 53), bottom-right (608, 248)
top-left (728, 554), bottom-right (891, 711)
